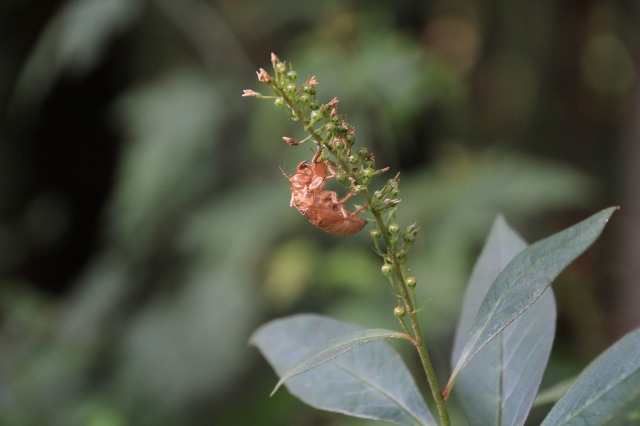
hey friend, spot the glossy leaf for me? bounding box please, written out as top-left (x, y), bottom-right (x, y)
top-left (542, 326), bottom-right (640, 426)
top-left (447, 207), bottom-right (616, 393)
top-left (452, 216), bottom-right (556, 425)
top-left (249, 314), bottom-right (435, 426)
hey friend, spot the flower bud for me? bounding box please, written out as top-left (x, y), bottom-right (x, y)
top-left (257, 68), bottom-right (271, 83)
top-left (362, 168), bottom-right (374, 179)
top-left (394, 305), bottom-right (406, 318)
top-left (381, 264), bottom-right (393, 276)
top-left (406, 276), bottom-right (417, 287)
top-left (275, 62), bottom-right (286, 74)
top-left (388, 223), bottom-right (400, 234)
top-left (404, 224), bottom-right (418, 244)
top-left (282, 136), bottom-right (300, 145)
top-left (302, 83), bottom-right (316, 95)
top-left (242, 89), bottom-right (261, 97)
top-left (309, 110), bottom-right (321, 123)
top-left (345, 134), bottom-right (355, 146)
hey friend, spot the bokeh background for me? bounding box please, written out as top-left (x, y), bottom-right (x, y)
top-left (1, 0), bottom-right (639, 425)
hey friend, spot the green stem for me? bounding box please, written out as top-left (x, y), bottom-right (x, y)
top-left (274, 82), bottom-right (450, 426)
top-left (372, 211), bottom-right (451, 426)
top-left (333, 177), bottom-right (451, 425)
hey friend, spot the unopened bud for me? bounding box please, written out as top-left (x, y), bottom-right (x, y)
top-left (381, 264), bottom-right (393, 277)
top-left (242, 89), bottom-right (261, 97)
top-left (282, 137), bottom-right (300, 146)
top-left (406, 276), bottom-right (417, 288)
top-left (275, 62), bottom-right (286, 74)
top-left (257, 68), bottom-right (271, 83)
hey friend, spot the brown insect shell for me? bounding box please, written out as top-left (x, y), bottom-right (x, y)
top-left (288, 158), bottom-right (367, 235)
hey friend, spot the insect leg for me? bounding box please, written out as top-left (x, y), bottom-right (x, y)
top-left (334, 191), bottom-right (355, 204)
top-left (349, 204), bottom-right (369, 216)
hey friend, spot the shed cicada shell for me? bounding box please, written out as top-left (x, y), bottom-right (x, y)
top-left (288, 150), bottom-right (367, 235)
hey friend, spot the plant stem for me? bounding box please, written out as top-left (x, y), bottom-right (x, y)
top-left (404, 289), bottom-right (451, 426)
top-left (273, 81), bottom-right (451, 426)
top-left (372, 213), bottom-right (451, 426)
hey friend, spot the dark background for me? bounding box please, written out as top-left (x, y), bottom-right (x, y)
top-left (1, 0), bottom-right (639, 424)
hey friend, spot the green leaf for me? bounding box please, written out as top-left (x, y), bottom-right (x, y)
top-left (447, 207), bottom-right (616, 393)
top-left (534, 377), bottom-right (576, 407)
top-left (541, 326), bottom-right (640, 426)
top-left (269, 328), bottom-right (408, 396)
top-left (451, 216), bottom-right (556, 425)
top-left (249, 314), bottom-right (435, 426)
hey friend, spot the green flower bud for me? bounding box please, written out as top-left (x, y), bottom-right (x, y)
top-left (404, 224), bottom-right (418, 244)
top-left (275, 62), bottom-right (287, 74)
top-left (394, 305), bottom-right (406, 318)
top-left (286, 70), bottom-right (297, 81)
top-left (302, 83), bottom-right (316, 95)
top-left (362, 168), bottom-right (374, 179)
top-left (274, 97), bottom-right (285, 108)
top-left (406, 276), bottom-right (417, 287)
top-left (381, 264), bottom-right (393, 277)
top-left (370, 229), bottom-right (381, 239)
top-left (396, 249), bottom-right (407, 263)
top-left (388, 223), bottom-right (400, 234)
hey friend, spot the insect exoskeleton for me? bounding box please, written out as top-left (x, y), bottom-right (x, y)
top-left (288, 150), bottom-right (367, 235)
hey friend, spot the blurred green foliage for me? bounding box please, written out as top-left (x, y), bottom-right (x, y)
top-left (0, 0), bottom-right (636, 425)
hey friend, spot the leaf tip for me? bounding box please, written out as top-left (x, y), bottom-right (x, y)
top-left (269, 383), bottom-right (281, 397)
